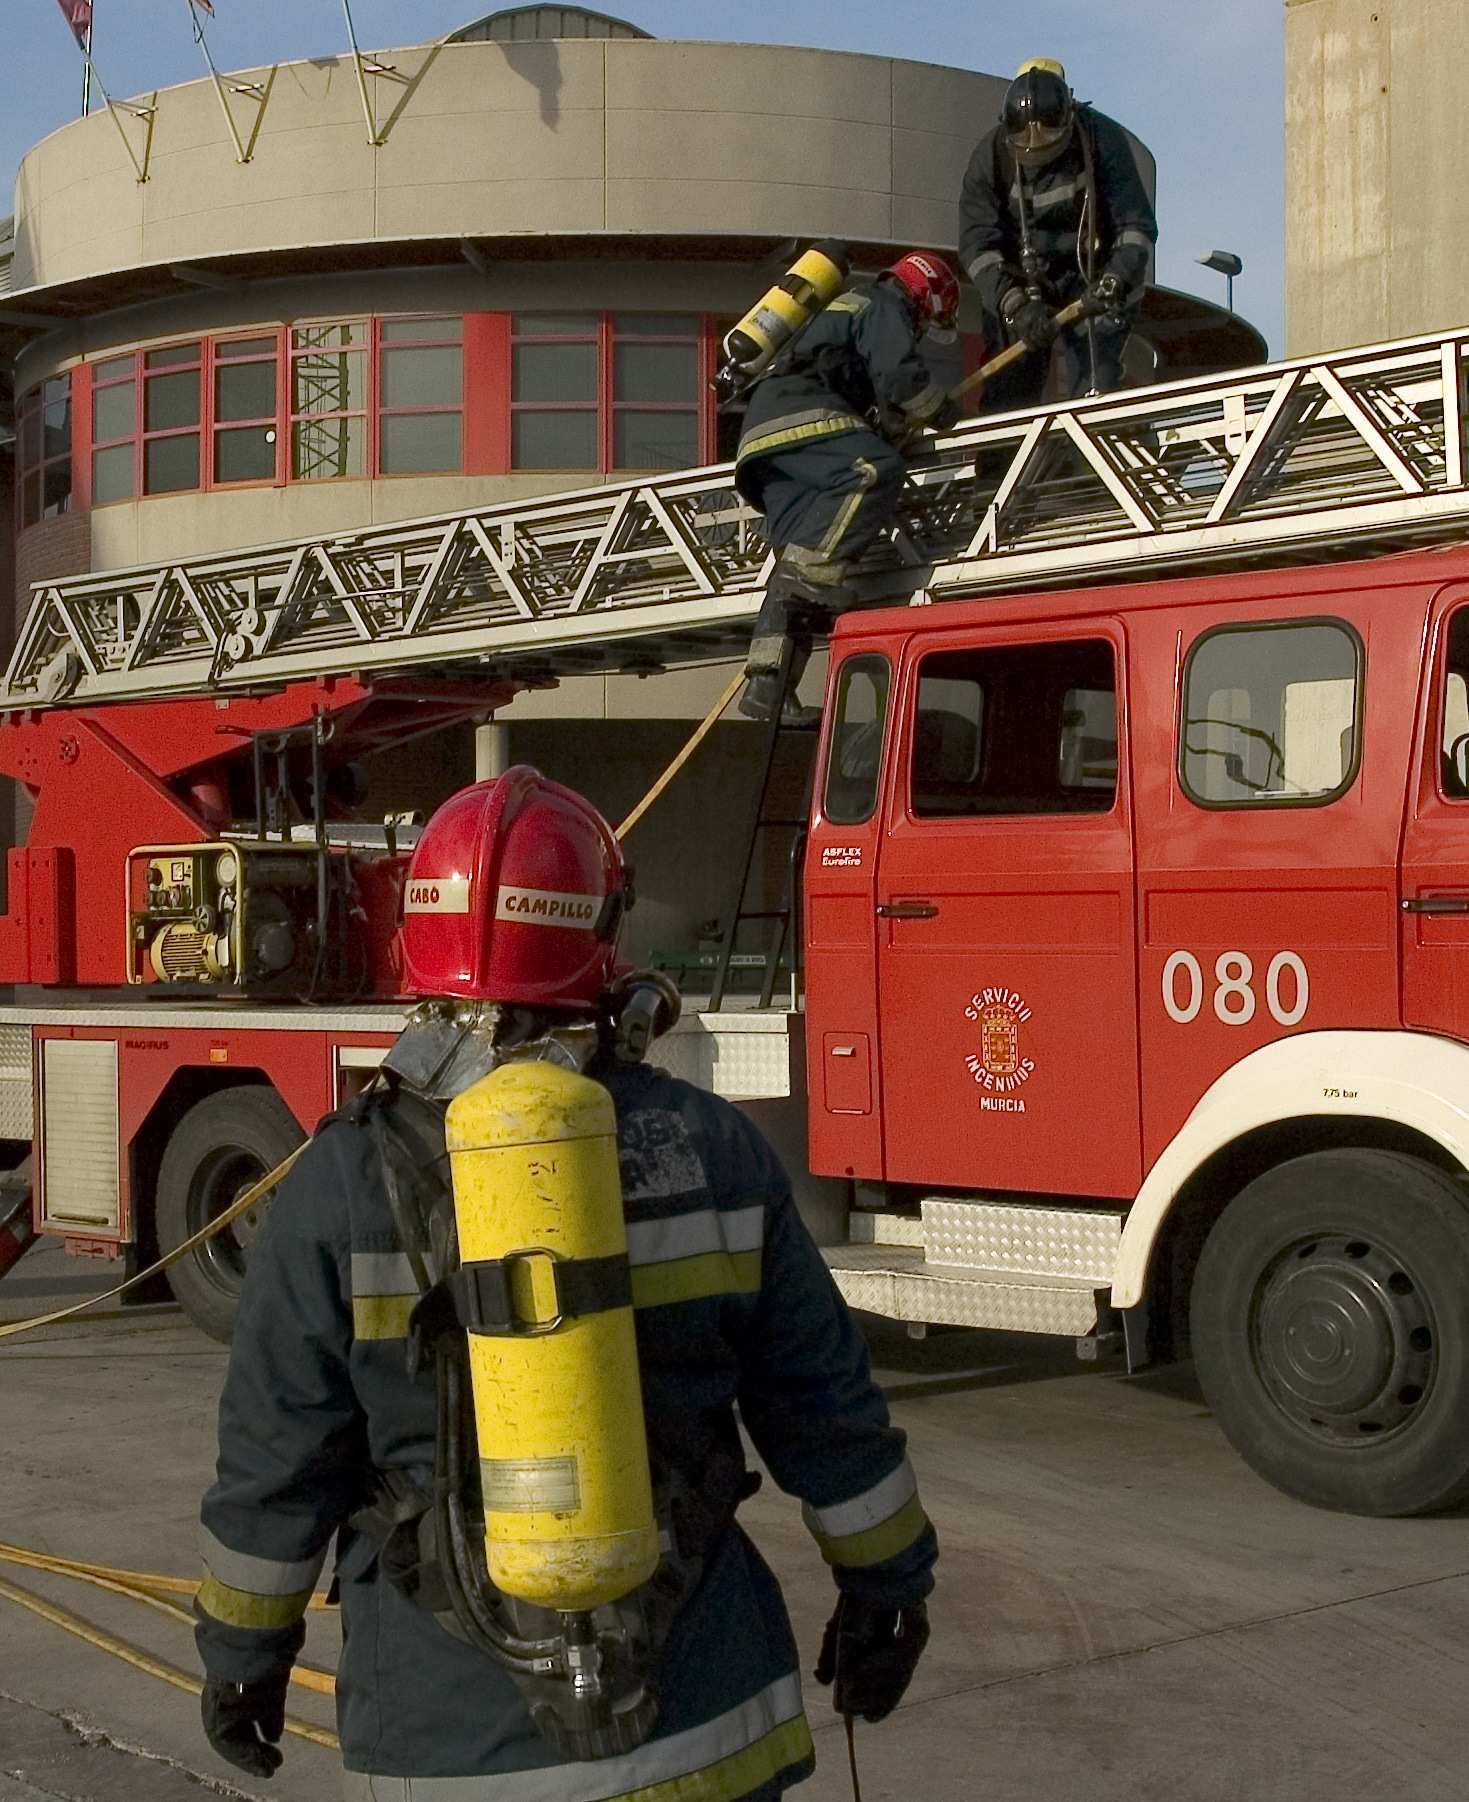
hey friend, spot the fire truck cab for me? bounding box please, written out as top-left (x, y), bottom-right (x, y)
top-left (807, 544), bottom-right (1469, 1517)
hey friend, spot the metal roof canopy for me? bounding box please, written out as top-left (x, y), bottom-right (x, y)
top-left (9, 324), bottom-right (1469, 709)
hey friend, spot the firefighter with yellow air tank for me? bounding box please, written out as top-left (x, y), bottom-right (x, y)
top-left (194, 767), bottom-right (937, 1799)
top-left (724, 247), bottom-right (963, 724)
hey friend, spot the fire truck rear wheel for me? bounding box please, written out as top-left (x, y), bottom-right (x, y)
top-left (156, 1087), bottom-right (306, 1345)
top-left (1191, 1148), bottom-right (1469, 1516)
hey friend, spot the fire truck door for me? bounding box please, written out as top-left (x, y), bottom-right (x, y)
top-left (805, 650), bottom-right (892, 1180)
top-left (874, 623), bottom-right (1142, 1197)
top-left (1133, 602), bottom-right (1403, 1162)
top-left (1402, 591), bottom-right (1469, 1036)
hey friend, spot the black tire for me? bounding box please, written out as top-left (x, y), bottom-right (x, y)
top-left (1191, 1148), bottom-right (1469, 1516)
top-left (155, 1087), bottom-right (304, 1344)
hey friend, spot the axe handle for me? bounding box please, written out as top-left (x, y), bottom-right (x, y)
top-left (951, 295), bottom-right (1093, 400)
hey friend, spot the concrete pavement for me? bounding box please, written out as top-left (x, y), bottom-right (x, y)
top-left (3, 1236), bottom-right (1469, 1800)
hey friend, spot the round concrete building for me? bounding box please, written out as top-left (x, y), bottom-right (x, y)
top-left (0, 8), bottom-right (1256, 968)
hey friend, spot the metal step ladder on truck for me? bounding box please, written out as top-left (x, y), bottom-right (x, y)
top-left (8, 325), bottom-right (1469, 1515)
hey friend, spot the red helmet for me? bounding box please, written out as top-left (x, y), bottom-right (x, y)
top-left (399, 766), bottom-right (627, 1007)
top-left (888, 253), bottom-right (961, 330)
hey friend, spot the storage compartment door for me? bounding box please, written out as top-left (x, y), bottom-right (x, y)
top-left (39, 1039), bottom-right (120, 1233)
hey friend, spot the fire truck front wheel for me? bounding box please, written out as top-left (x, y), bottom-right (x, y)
top-left (1191, 1148), bottom-right (1469, 1517)
top-left (155, 1087), bottom-right (306, 1345)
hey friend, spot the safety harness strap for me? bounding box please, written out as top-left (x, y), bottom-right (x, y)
top-left (438, 1251), bottom-right (633, 1337)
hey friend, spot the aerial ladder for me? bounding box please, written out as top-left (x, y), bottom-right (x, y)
top-left (5, 323), bottom-right (1469, 1001)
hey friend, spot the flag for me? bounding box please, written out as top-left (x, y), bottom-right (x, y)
top-left (191, 0), bottom-right (215, 12)
top-left (54, 0), bottom-right (92, 44)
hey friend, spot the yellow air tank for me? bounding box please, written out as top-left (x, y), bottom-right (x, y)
top-left (445, 1059), bottom-right (659, 1614)
top-left (713, 239), bottom-right (851, 401)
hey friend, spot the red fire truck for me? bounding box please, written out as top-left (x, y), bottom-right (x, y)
top-left (6, 325), bottom-right (1469, 1515)
top-left (808, 545), bottom-right (1469, 1517)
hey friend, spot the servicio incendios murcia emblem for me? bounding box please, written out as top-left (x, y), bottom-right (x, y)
top-left (963, 987), bottom-right (1035, 1112)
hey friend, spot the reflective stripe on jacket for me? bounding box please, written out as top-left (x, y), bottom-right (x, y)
top-left (341, 1672), bottom-right (808, 1802)
top-left (197, 1063), bottom-right (936, 1794)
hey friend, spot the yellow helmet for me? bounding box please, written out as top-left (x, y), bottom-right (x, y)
top-left (1015, 57), bottom-right (1066, 80)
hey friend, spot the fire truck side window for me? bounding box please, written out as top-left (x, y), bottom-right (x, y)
top-left (910, 640), bottom-right (1116, 817)
top-left (1181, 619), bottom-right (1361, 807)
top-left (1440, 610), bottom-right (1469, 798)
top-left (823, 655), bottom-right (891, 824)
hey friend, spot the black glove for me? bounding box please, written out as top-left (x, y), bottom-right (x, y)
top-left (930, 394), bottom-right (962, 433)
top-left (1084, 273), bottom-right (1125, 317)
top-left (1002, 294), bottom-right (1060, 352)
top-left (814, 1595), bottom-right (930, 1723)
top-left (201, 1673), bottom-right (288, 1779)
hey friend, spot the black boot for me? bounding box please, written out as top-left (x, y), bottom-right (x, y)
top-left (738, 672), bottom-right (820, 727)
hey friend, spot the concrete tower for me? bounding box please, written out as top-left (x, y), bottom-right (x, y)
top-left (1285, 0), bottom-right (1469, 354)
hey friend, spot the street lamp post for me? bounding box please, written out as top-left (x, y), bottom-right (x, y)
top-left (1197, 250), bottom-right (1243, 313)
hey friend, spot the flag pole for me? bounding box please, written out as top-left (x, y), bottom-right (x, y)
top-left (82, 9), bottom-right (92, 115)
top-left (186, 0), bottom-right (248, 162)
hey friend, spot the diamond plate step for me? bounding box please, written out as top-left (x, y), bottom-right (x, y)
top-left (847, 1212), bottom-right (924, 1247)
top-left (921, 1198), bottom-right (1122, 1282)
top-left (823, 1243), bottom-right (1104, 1336)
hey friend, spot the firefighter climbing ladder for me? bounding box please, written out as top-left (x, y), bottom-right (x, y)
top-left (9, 324), bottom-right (1469, 707)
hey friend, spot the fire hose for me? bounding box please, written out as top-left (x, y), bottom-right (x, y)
top-left (0, 1141), bottom-right (308, 1342)
top-left (0, 1567), bottom-right (338, 1751)
top-left (0, 1146), bottom-right (338, 1744)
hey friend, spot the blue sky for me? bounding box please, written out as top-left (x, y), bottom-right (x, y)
top-left (5, 1), bottom-right (1286, 353)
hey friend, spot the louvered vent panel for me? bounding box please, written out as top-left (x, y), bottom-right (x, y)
top-left (41, 1039), bottom-right (118, 1228)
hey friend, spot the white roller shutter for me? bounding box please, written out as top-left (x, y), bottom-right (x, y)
top-left (40, 1039), bottom-right (119, 1230)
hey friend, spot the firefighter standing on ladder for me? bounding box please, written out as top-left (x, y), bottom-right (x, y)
top-left (732, 254), bottom-right (961, 723)
top-left (959, 58), bottom-right (1157, 410)
top-left (193, 767), bottom-right (936, 1799)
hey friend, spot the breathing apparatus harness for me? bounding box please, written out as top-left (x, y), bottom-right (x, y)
top-left (344, 974), bottom-right (759, 1763)
top-left (1004, 105), bottom-right (1126, 396)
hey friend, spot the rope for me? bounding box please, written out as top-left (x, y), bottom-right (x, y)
top-left (0, 1141), bottom-right (308, 1342)
top-left (0, 1544), bottom-right (336, 1696)
top-left (0, 1574), bottom-right (339, 1749)
top-left (615, 668), bottom-right (747, 840)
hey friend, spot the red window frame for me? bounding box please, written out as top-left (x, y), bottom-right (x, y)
top-left (377, 315), bottom-right (465, 477)
top-left (140, 341), bottom-right (204, 497)
top-left (289, 320), bottom-right (370, 484)
top-left (211, 332), bottom-right (286, 488)
top-left (68, 311), bottom-right (724, 508)
top-left (508, 313), bottom-right (600, 473)
top-left (89, 353), bottom-right (139, 507)
top-left (509, 313), bottom-right (719, 474)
